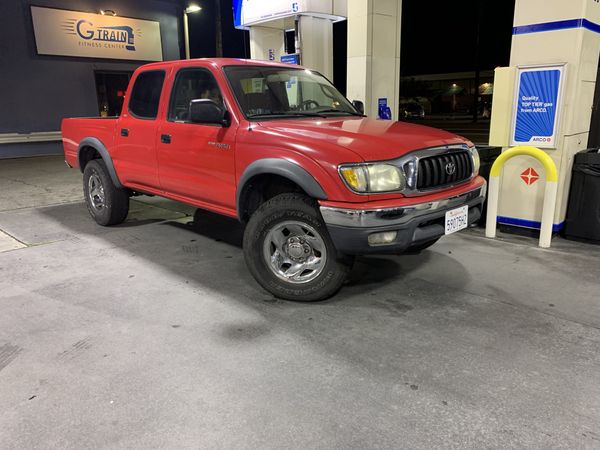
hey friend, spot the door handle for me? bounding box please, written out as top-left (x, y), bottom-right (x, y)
top-left (120, 128), bottom-right (129, 137)
top-left (161, 134), bottom-right (172, 144)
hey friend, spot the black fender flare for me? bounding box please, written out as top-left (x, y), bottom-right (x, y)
top-left (236, 158), bottom-right (328, 218)
top-left (77, 137), bottom-right (123, 189)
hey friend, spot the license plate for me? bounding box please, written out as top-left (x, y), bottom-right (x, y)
top-left (445, 205), bottom-right (469, 235)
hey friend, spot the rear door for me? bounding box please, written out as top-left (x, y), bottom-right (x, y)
top-left (157, 67), bottom-right (237, 210)
top-left (113, 69), bottom-right (166, 189)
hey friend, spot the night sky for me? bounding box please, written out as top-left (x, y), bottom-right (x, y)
top-left (187, 0), bottom-right (516, 75)
top-left (187, 0), bottom-right (249, 59)
top-left (400, 0), bottom-right (516, 75)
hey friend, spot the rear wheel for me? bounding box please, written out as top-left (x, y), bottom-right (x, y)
top-left (83, 159), bottom-right (129, 226)
top-left (243, 193), bottom-right (353, 301)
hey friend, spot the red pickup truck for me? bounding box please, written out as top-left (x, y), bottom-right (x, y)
top-left (62, 58), bottom-right (486, 301)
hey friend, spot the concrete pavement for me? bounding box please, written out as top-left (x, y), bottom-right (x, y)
top-left (1, 157), bottom-right (599, 449)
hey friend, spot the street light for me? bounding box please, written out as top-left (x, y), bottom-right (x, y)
top-left (185, 5), bottom-right (202, 14)
top-left (183, 5), bottom-right (202, 59)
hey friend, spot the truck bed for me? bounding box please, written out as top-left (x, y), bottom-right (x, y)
top-left (61, 117), bottom-right (118, 169)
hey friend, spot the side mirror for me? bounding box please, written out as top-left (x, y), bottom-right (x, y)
top-left (189, 99), bottom-right (230, 126)
top-left (352, 100), bottom-right (365, 115)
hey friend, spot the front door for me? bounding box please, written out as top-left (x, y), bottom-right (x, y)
top-left (157, 67), bottom-right (237, 211)
top-left (113, 69), bottom-right (167, 190)
top-left (94, 71), bottom-right (131, 117)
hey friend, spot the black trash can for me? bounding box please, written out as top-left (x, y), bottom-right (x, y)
top-left (564, 148), bottom-right (600, 243)
top-left (476, 146), bottom-right (502, 226)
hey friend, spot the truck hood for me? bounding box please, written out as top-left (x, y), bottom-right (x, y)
top-left (256, 117), bottom-right (469, 162)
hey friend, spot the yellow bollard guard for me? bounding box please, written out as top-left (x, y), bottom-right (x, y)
top-left (485, 146), bottom-right (559, 248)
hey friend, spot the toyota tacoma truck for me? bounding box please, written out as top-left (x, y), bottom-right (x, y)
top-left (62, 58), bottom-right (486, 301)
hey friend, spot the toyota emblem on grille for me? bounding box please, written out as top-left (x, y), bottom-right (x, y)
top-left (445, 162), bottom-right (457, 175)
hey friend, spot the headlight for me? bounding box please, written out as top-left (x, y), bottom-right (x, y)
top-left (339, 164), bottom-right (406, 193)
top-left (469, 146), bottom-right (481, 176)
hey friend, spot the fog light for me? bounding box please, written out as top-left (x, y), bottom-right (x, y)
top-left (368, 231), bottom-right (398, 246)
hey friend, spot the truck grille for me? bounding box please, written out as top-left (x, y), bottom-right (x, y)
top-left (416, 151), bottom-right (473, 190)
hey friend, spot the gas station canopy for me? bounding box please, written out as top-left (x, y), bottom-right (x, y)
top-left (233, 0), bottom-right (347, 30)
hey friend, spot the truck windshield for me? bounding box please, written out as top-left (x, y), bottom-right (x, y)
top-left (223, 66), bottom-right (361, 120)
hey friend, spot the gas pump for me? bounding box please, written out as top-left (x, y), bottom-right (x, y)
top-left (489, 0), bottom-right (600, 237)
top-left (233, 0), bottom-right (347, 81)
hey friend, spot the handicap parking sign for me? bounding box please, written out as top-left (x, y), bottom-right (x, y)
top-left (378, 98), bottom-right (392, 120)
top-left (292, 2), bottom-right (299, 13)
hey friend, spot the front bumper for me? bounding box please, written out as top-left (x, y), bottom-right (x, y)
top-left (320, 184), bottom-right (486, 255)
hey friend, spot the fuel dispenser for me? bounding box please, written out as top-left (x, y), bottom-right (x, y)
top-left (489, 0), bottom-right (600, 239)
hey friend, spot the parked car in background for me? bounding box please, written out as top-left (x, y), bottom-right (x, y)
top-left (62, 59), bottom-right (486, 301)
top-left (399, 102), bottom-right (425, 120)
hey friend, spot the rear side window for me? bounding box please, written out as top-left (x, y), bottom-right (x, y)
top-left (128, 70), bottom-right (165, 119)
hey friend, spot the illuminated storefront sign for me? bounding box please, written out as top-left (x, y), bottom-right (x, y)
top-left (30, 6), bottom-right (163, 61)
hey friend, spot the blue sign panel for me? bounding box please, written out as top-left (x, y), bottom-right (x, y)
top-left (512, 66), bottom-right (564, 149)
top-left (378, 98), bottom-right (392, 120)
top-left (280, 54), bottom-right (300, 65)
top-left (233, 0), bottom-right (243, 28)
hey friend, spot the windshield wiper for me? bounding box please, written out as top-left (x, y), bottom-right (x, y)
top-left (288, 111), bottom-right (328, 117)
top-left (247, 111), bottom-right (326, 119)
top-left (247, 110), bottom-right (364, 119)
top-left (315, 109), bottom-right (365, 117)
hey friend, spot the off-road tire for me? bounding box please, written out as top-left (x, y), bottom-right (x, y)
top-left (243, 193), bottom-right (354, 301)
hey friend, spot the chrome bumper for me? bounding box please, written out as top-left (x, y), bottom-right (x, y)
top-left (320, 184), bottom-right (486, 228)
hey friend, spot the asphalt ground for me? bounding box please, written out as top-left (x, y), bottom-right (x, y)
top-left (1, 156), bottom-right (599, 449)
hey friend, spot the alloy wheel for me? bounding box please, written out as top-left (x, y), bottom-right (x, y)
top-left (262, 220), bottom-right (327, 284)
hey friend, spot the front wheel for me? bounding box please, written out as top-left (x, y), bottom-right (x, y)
top-left (243, 193), bottom-right (353, 301)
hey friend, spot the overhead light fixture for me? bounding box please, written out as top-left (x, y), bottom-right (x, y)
top-left (100, 9), bottom-right (117, 16)
top-left (185, 5), bottom-right (202, 14)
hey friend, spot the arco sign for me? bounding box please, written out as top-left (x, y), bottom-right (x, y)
top-left (510, 65), bottom-right (565, 149)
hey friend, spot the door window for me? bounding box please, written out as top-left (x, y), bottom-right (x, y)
top-left (128, 70), bottom-right (166, 120)
top-left (168, 68), bottom-right (224, 122)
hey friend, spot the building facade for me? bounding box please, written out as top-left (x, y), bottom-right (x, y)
top-left (0, 0), bottom-right (184, 158)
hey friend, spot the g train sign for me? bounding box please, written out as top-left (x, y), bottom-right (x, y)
top-left (30, 6), bottom-right (162, 61)
top-left (74, 20), bottom-right (136, 51)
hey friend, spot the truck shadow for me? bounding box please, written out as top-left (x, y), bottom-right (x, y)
top-left (35, 200), bottom-right (466, 305)
top-left (176, 208), bottom-right (423, 297)
top-left (30, 199), bottom-right (475, 386)
top-left (183, 208), bottom-right (245, 248)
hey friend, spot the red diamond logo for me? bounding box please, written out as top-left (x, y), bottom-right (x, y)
top-left (521, 168), bottom-right (540, 185)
